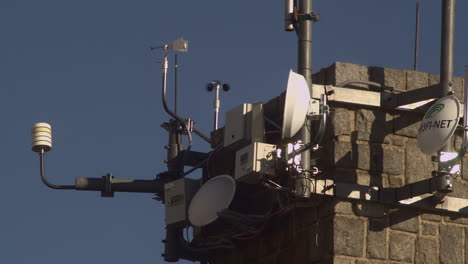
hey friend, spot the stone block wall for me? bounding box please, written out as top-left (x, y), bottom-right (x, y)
top-left (211, 62), bottom-right (467, 264)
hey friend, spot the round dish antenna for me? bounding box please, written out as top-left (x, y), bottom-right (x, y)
top-left (282, 70), bottom-right (311, 139)
top-left (417, 95), bottom-right (461, 154)
top-left (188, 175), bottom-right (236, 227)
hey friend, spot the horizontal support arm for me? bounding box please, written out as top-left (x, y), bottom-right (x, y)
top-left (38, 151), bottom-right (163, 196)
top-left (75, 176), bottom-right (163, 194)
top-left (311, 84), bottom-right (444, 110)
top-left (310, 175), bottom-right (468, 216)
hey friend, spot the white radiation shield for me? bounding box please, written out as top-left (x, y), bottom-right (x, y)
top-left (282, 70), bottom-right (311, 139)
top-left (188, 175), bottom-right (236, 227)
top-left (417, 95), bottom-right (461, 154)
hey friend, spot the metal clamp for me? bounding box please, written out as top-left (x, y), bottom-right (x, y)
top-left (431, 171), bottom-right (455, 193)
top-left (297, 12), bottom-right (320, 22)
top-left (101, 173), bottom-right (114, 197)
top-left (183, 118), bottom-right (194, 134)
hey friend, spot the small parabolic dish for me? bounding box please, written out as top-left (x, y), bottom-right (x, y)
top-left (188, 175), bottom-right (236, 227)
top-left (282, 70), bottom-right (311, 139)
top-left (417, 95), bottom-right (461, 154)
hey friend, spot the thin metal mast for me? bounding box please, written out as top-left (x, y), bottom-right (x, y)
top-left (437, 0), bottom-right (456, 192)
top-left (439, 0), bottom-right (455, 155)
top-left (440, 0), bottom-right (455, 97)
top-left (174, 54), bottom-right (178, 114)
top-left (297, 0), bottom-right (313, 198)
top-left (214, 85), bottom-right (220, 130)
top-left (414, 2), bottom-right (420, 71)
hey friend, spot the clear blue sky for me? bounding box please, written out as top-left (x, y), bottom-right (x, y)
top-left (1, 0), bottom-right (467, 263)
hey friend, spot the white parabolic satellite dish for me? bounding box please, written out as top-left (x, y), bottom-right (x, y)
top-left (282, 70), bottom-right (311, 139)
top-left (188, 175), bottom-right (236, 227)
top-left (417, 95), bottom-right (461, 154)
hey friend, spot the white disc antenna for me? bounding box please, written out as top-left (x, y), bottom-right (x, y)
top-left (188, 175), bottom-right (236, 227)
top-left (282, 70), bottom-right (311, 139)
top-left (417, 95), bottom-right (461, 154)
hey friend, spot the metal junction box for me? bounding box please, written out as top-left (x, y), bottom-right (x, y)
top-left (164, 178), bottom-right (199, 226)
top-left (224, 103), bottom-right (264, 148)
top-left (235, 142), bottom-right (277, 183)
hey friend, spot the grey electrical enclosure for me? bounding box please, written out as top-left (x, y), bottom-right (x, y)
top-left (164, 178), bottom-right (199, 226)
top-left (234, 142), bottom-right (277, 184)
top-left (224, 103), bottom-right (265, 148)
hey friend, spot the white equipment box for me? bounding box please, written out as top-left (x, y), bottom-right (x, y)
top-left (164, 178), bottom-right (199, 226)
top-left (224, 103), bottom-right (264, 148)
top-left (235, 142), bottom-right (277, 183)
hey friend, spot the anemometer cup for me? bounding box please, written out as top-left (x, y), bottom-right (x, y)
top-left (206, 83), bottom-right (215, 91)
top-left (206, 82), bottom-right (230, 92)
top-left (222, 83), bottom-right (230, 92)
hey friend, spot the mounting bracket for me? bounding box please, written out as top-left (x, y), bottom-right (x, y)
top-left (310, 84), bottom-right (450, 112)
top-left (296, 12), bottom-right (320, 22)
top-left (309, 175), bottom-right (468, 216)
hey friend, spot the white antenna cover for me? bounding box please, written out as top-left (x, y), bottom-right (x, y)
top-left (282, 70), bottom-right (311, 139)
top-left (188, 175), bottom-right (236, 227)
top-left (417, 95), bottom-right (461, 154)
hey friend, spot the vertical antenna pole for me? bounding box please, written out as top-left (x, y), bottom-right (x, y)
top-left (161, 47), bottom-right (183, 262)
top-left (437, 0), bottom-right (456, 192)
top-left (297, 0), bottom-right (313, 198)
top-left (414, 2), bottom-right (420, 71)
top-left (174, 54), bottom-right (178, 115)
top-left (440, 0), bottom-right (455, 97)
top-left (214, 85), bottom-right (220, 131)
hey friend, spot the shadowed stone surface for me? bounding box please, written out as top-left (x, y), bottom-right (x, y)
top-left (370, 66), bottom-right (406, 91)
top-left (389, 232), bottom-right (414, 262)
top-left (366, 218), bottom-right (387, 259)
top-left (440, 225), bottom-right (463, 264)
top-left (390, 208), bottom-right (419, 233)
top-left (334, 216), bottom-right (364, 257)
top-left (415, 237), bottom-right (437, 264)
top-left (356, 109), bottom-right (393, 143)
top-left (405, 141), bottom-right (434, 184)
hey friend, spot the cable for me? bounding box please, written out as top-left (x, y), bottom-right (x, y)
top-left (264, 115), bottom-right (282, 130)
top-left (205, 144), bottom-right (223, 180)
top-left (201, 201), bottom-right (320, 241)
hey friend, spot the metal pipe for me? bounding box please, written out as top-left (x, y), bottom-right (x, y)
top-left (74, 177), bottom-right (163, 193)
top-left (162, 91), bottom-right (186, 262)
top-left (414, 2), bottom-right (420, 71)
top-left (167, 120), bottom-right (182, 172)
top-left (440, 0), bottom-right (456, 97)
top-left (214, 85), bottom-right (220, 131)
top-left (161, 48), bottom-right (209, 146)
top-left (39, 149), bottom-right (163, 193)
top-left (284, 0), bottom-right (295, 31)
top-left (296, 0), bottom-right (313, 198)
top-left (174, 54), bottom-right (178, 115)
top-left (161, 49), bottom-right (192, 149)
top-left (163, 225), bottom-right (181, 262)
top-left (39, 150), bottom-right (75, 190)
top-left (439, 0), bottom-right (456, 161)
